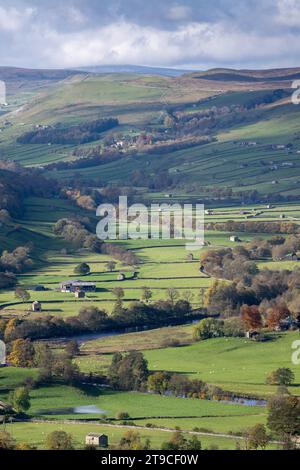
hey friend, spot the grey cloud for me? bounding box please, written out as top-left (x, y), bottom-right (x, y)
top-left (0, 0), bottom-right (299, 69)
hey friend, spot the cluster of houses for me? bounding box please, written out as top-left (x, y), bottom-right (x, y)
top-left (31, 273), bottom-right (132, 313)
top-left (110, 133), bottom-right (153, 151)
top-left (234, 141), bottom-right (258, 147)
top-left (59, 280), bottom-right (97, 296)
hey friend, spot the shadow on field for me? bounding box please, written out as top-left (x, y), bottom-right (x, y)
top-left (76, 383), bottom-right (102, 397)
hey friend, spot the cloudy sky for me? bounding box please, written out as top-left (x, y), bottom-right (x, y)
top-left (0, 0), bottom-right (300, 70)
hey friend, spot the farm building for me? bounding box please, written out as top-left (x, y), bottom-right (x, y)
top-left (85, 433), bottom-right (108, 448)
top-left (246, 331), bottom-right (260, 341)
top-left (32, 301), bottom-right (42, 312)
top-left (284, 252), bottom-right (299, 261)
top-left (117, 273), bottom-right (126, 281)
top-left (60, 280), bottom-right (96, 293)
top-left (205, 209), bottom-right (213, 215)
top-left (75, 291), bottom-right (86, 299)
top-left (0, 340), bottom-right (6, 366)
top-left (186, 253), bottom-right (194, 261)
top-left (230, 236), bottom-right (239, 242)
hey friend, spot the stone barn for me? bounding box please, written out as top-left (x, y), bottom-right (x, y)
top-left (0, 340), bottom-right (6, 366)
top-left (32, 301), bottom-right (42, 312)
top-left (75, 291), bottom-right (86, 299)
top-left (85, 433), bottom-right (108, 448)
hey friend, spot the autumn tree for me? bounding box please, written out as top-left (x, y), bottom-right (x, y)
top-left (148, 372), bottom-right (171, 395)
top-left (0, 431), bottom-right (16, 450)
top-left (4, 318), bottom-right (19, 342)
top-left (118, 431), bottom-right (150, 451)
top-left (266, 303), bottom-right (290, 330)
top-left (247, 424), bottom-right (269, 450)
top-left (241, 304), bottom-right (263, 331)
top-left (8, 339), bottom-right (35, 367)
top-left (46, 431), bottom-right (74, 450)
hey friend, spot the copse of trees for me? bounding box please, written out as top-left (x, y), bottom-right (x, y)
top-left (267, 394), bottom-right (300, 441)
top-left (109, 352), bottom-right (149, 391)
top-left (0, 162), bottom-right (59, 218)
top-left (54, 218), bottom-right (103, 253)
top-left (206, 220), bottom-right (299, 235)
top-left (202, 241), bottom-right (300, 327)
top-left (193, 317), bottom-right (245, 341)
top-left (17, 118), bottom-right (119, 145)
top-left (46, 148), bottom-right (123, 172)
top-left (0, 246), bottom-right (33, 273)
top-left (117, 431), bottom-right (150, 451)
top-left (33, 342), bottom-right (80, 385)
top-left (102, 243), bottom-right (139, 266)
top-left (266, 368), bottom-right (295, 386)
top-left (161, 431), bottom-right (201, 451)
top-left (148, 371), bottom-right (207, 399)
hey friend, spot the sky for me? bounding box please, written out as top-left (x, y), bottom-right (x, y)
top-left (0, 0), bottom-right (300, 70)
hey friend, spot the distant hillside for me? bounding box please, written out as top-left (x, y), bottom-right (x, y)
top-left (1, 65), bottom-right (300, 199)
top-left (77, 64), bottom-right (190, 77)
top-left (188, 67), bottom-right (300, 83)
top-left (0, 66), bottom-right (85, 96)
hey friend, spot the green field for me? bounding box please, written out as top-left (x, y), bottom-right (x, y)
top-left (5, 421), bottom-right (246, 450)
top-left (76, 330), bottom-right (300, 398)
top-left (0, 372), bottom-right (268, 436)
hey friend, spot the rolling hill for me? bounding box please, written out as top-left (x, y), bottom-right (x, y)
top-left (0, 66), bottom-right (299, 198)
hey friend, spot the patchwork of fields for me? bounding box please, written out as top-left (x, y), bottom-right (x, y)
top-left (1, 69), bottom-right (300, 450)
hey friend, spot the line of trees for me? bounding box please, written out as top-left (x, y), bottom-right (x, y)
top-left (17, 118), bottom-right (119, 145)
top-left (206, 220), bottom-right (299, 235)
top-left (1, 299), bottom-right (194, 342)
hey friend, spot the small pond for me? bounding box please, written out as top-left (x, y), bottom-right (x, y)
top-left (36, 405), bottom-right (106, 415)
